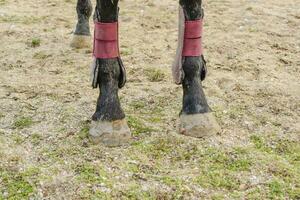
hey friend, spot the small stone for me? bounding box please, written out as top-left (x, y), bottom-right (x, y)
top-left (239, 184), bottom-right (247, 190)
top-left (82, 139), bottom-right (89, 147)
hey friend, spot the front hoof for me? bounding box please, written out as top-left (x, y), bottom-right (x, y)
top-left (179, 113), bottom-right (221, 138)
top-left (70, 35), bottom-right (91, 49)
top-left (89, 119), bottom-right (131, 147)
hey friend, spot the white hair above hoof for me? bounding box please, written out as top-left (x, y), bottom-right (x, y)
top-left (70, 35), bottom-right (92, 49)
top-left (89, 119), bottom-right (131, 147)
top-left (179, 113), bottom-right (221, 138)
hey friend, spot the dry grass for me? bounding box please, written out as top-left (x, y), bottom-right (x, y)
top-left (0, 0), bottom-right (299, 199)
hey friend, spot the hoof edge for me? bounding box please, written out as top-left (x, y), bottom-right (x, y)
top-left (89, 119), bottom-right (131, 147)
top-left (70, 35), bottom-right (91, 49)
top-left (179, 113), bottom-right (221, 138)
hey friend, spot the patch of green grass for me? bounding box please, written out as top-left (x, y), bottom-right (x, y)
top-left (124, 159), bottom-right (161, 178)
top-left (227, 148), bottom-right (252, 171)
top-left (30, 38), bottom-right (41, 47)
top-left (125, 162), bottom-right (140, 174)
top-left (227, 158), bottom-right (252, 171)
top-left (132, 137), bottom-right (198, 163)
top-left (121, 47), bottom-right (133, 56)
top-left (266, 160), bottom-right (300, 199)
top-left (75, 163), bottom-right (110, 186)
top-left (211, 194), bottom-right (226, 200)
top-left (118, 184), bottom-right (153, 200)
top-left (128, 99), bottom-right (164, 123)
top-left (249, 27), bottom-right (259, 33)
top-left (78, 121), bottom-right (90, 139)
top-left (246, 136), bottom-right (299, 199)
top-left (160, 176), bottom-right (180, 187)
top-left (148, 116), bottom-right (162, 123)
top-left (0, 167), bottom-right (40, 199)
top-left (79, 188), bottom-right (112, 200)
top-left (153, 96), bottom-right (177, 114)
top-left (250, 134), bottom-right (300, 163)
top-left (12, 134), bottom-right (25, 144)
top-left (0, 0), bottom-right (6, 5)
top-left (145, 68), bottom-right (165, 82)
top-left (193, 147), bottom-right (255, 191)
top-left (268, 179), bottom-right (285, 199)
top-left (13, 117), bottom-right (33, 129)
top-left (246, 7), bottom-right (253, 11)
top-left (205, 147), bottom-right (253, 171)
top-left (30, 133), bottom-right (42, 145)
top-left (112, 179), bottom-right (189, 200)
top-left (41, 144), bottom-right (85, 163)
top-left (268, 163), bottom-right (294, 180)
top-left (287, 187), bottom-right (300, 200)
top-left (158, 176), bottom-right (192, 199)
top-left (195, 170), bottom-right (239, 191)
top-left (263, 154), bottom-right (299, 199)
top-left (127, 116), bottom-right (155, 136)
top-left (250, 135), bottom-right (265, 149)
top-left (137, 137), bottom-right (177, 159)
top-left (246, 188), bottom-right (264, 200)
top-left (273, 139), bottom-right (300, 157)
top-left (130, 100), bottom-right (146, 110)
top-left (171, 143), bottom-right (199, 162)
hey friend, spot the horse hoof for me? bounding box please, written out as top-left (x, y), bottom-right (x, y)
top-left (179, 113), bottom-right (221, 138)
top-left (89, 119), bottom-right (131, 147)
top-left (70, 35), bottom-right (91, 49)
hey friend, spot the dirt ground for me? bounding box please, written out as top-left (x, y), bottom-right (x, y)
top-left (0, 0), bottom-right (299, 199)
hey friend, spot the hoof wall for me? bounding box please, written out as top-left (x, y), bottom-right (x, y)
top-left (179, 113), bottom-right (221, 138)
top-left (70, 35), bottom-right (91, 49)
top-left (89, 119), bottom-right (131, 147)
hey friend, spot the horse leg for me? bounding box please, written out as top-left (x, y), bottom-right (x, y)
top-left (71, 0), bottom-right (93, 48)
top-left (89, 0), bottom-right (131, 146)
top-left (176, 0), bottom-right (221, 137)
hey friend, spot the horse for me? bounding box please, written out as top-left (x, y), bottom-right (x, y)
top-left (71, 0), bottom-right (220, 146)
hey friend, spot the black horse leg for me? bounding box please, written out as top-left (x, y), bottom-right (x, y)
top-left (178, 0), bottom-right (220, 137)
top-left (71, 0), bottom-right (93, 48)
top-left (89, 0), bottom-right (131, 146)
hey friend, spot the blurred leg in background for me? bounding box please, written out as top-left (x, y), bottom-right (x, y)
top-left (71, 0), bottom-right (93, 48)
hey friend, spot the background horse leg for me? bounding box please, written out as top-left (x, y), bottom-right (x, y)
top-left (178, 0), bottom-right (221, 137)
top-left (89, 0), bottom-right (131, 146)
top-left (71, 0), bottom-right (93, 48)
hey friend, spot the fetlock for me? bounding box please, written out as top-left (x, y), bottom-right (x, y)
top-left (181, 57), bottom-right (211, 115)
top-left (74, 0), bottom-right (92, 35)
top-left (92, 59), bottom-right (125, 121)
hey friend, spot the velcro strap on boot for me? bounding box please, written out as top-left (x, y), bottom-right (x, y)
top-left (182, 19), bottom-right (203, 56)
top-left (93, 22), bottom-right (119, 58)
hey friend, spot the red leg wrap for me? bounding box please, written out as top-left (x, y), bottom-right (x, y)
top-left (182, 19), bottom-right (203, 57)
top-left (93, 22), bottom-right (119, 59)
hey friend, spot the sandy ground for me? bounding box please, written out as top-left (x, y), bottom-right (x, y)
top-left (0, 0), bottom-right (299, 199)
